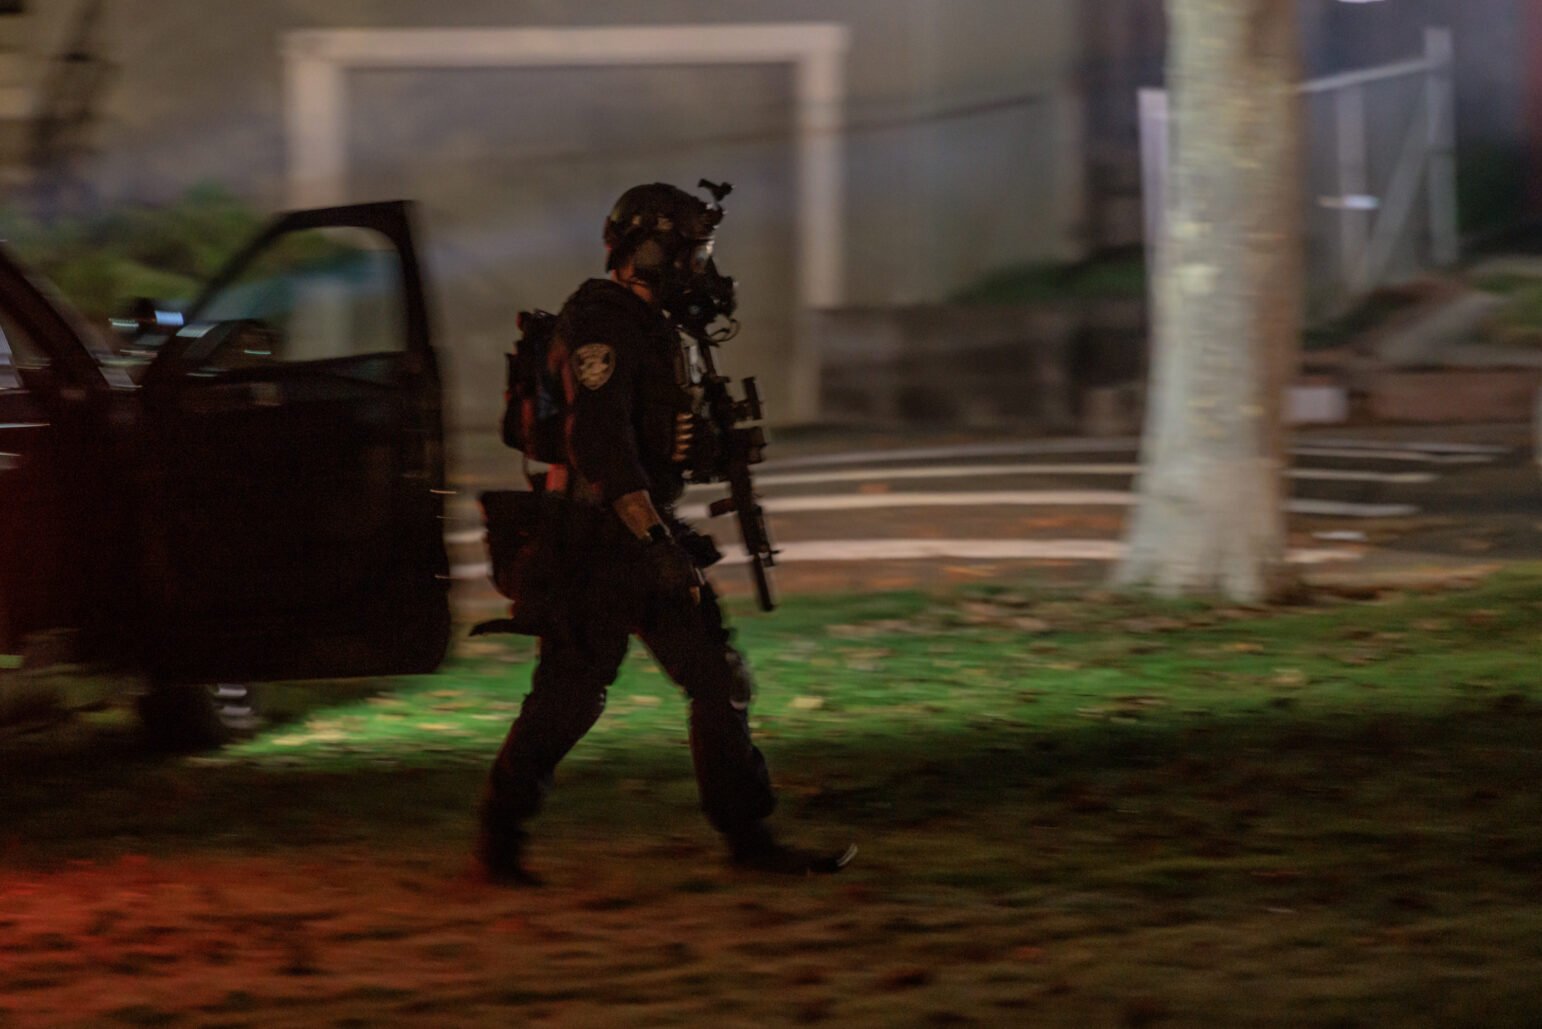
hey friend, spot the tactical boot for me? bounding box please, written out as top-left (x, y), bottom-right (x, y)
top-left (475, 826), bottom-right (544, 887)
top-left (727, 823), bottom-right (856, 876)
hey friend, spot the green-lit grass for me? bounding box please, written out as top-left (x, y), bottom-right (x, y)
top-left (15, 568), bottom-right (1537, 854)
top-left (214, 569), bottom-right (1541, 780)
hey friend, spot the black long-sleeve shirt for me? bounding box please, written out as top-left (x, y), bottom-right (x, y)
top-left (555, 279), bottom-right (693, 509)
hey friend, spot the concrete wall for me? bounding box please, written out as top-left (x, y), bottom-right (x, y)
top-left (0, 0), bottom-right (93, 183)
top-left (83, 1), bottom-right (1084, 428)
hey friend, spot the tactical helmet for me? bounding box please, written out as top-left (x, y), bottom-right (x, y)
top-left (603, 182), bottom-right (722, 277)
top-left (603, 180), bottom-right (738, 340)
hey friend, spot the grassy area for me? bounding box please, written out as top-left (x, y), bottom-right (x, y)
top-left (4, 568), bottom-right (1542, 1024)
top-left (948, 254), bottom-right (1147, 306)
top-left (1473, 271), bottom-right (1542, 349)
top-left (0, 184), bottom-right (261, 320)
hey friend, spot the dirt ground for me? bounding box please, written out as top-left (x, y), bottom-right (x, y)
top-left (3, 840), bottom-right (1065, 1028)
top-left (7, 813), bottom-right (1540, 1028)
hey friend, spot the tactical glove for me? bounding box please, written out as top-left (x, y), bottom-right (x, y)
top-left (641, 525), bottom-right (700, 600)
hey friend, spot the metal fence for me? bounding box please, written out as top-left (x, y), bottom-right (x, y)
top-left (1140, 27), bottom-right (1459, 322)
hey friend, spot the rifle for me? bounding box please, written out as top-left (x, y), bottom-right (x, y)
top-left (692, 337), bottom-right (778, 611)
top-left (672, 178), bottom-right (777, 610)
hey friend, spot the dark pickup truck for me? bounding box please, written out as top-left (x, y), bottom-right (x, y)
top-left (0, 201), bottom-right (451, 745)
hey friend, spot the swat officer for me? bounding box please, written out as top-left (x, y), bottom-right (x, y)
top-left (478, 182), bottom-right (853, 883)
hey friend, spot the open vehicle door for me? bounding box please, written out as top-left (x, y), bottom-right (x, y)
top-left (0, 248), bottom-right (115, 652)
top-left (137, 201), bottom-right (450, 683)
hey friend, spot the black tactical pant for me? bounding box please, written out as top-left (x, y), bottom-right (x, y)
top-left (482, 557), bottom-right (776, 842)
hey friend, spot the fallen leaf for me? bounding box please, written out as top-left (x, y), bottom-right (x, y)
top-left (1114, 694), bottom-right (1169, 709)
top-left (878, 966), bottom-right (932, 989)
top-left (960, 601), bottom-right (1006, 623)
top-left (1122, 617), bottom-right (1187, 633)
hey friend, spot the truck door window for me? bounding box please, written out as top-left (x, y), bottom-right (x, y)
top-left (0, 308), bottom-right (47, 392)
top-left (192, 227), bottom-right (407, 370)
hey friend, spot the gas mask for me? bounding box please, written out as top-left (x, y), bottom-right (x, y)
top-left (667, 247), bottom-right (738, 344)
top-left (606, 180), bottom-right (740, 344)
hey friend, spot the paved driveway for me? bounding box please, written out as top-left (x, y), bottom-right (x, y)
top-left (445, 422), bottom-right (1542, 612)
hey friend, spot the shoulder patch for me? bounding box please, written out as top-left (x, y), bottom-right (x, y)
top-left (573, 343), bottom-right (617, 390)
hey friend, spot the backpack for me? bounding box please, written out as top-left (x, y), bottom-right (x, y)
top-left (500, 309), bottom-right (566, 466)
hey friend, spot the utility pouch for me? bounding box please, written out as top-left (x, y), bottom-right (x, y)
top-left (477, 490), bottom-right (574, 635)
top-left (500, 310), bottom-right (566, 464)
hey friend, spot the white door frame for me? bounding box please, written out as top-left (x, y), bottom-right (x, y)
top-left (282, 25), bottom-right (849, 421)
